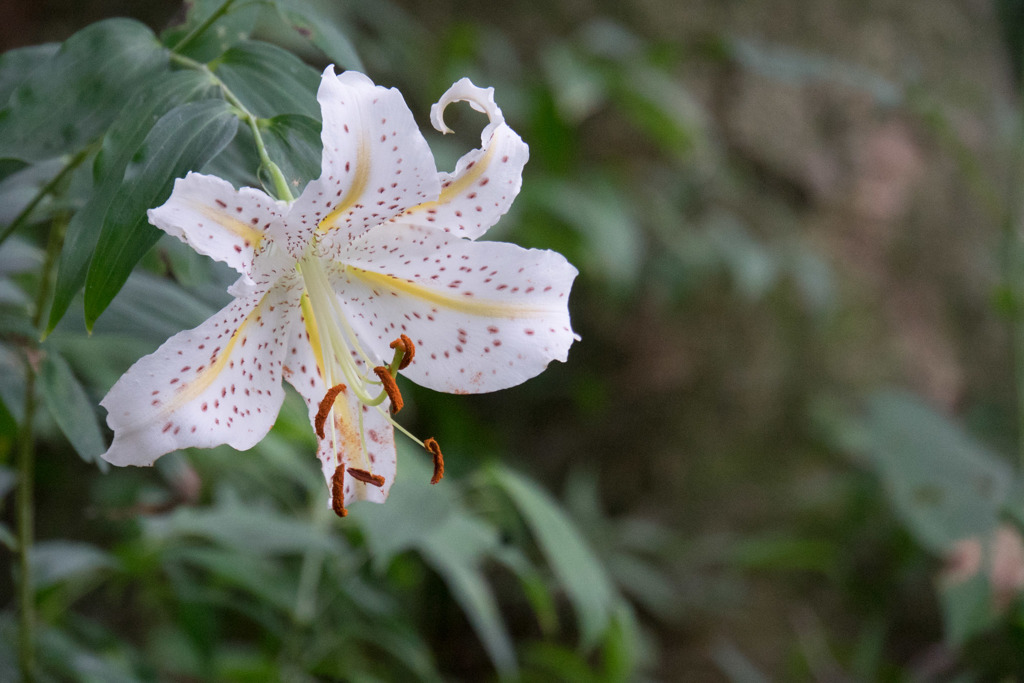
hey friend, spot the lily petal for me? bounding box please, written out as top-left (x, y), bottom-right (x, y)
top-left (332, 224), bottom-right (578, 394)
top-left (148, 172), bottom-right (282, 279)
top-left (393, 78), bottom-right (529, 240)
top-left (279, 67), bottom-right (441, 259)
top-left (283, 317), bottom-right (397, 508)
top-left (100, 284), bottom-right (298, 467)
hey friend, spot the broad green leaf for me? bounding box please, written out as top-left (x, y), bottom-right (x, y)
top-left (31, 541), bottom-right (116, 590)
top-left (712, 639), bottom-right (771, 683)
top-left (163, 0), bottom-right (265, 62)
top-left (354, 443), bottom-right (457, 570)
top-left (0, 158), bottom-right (64, 227)
top-left (492, 465), bottom-right (617, 648)
top-left (939, 570), bottom-right (995, 645)
top-left (0, 522), bottom-right (14, 551)
top-left (274, 0), bottom-right (365, 71)
top-left (0, 43), bottom-right (58, 107)
top-left (142, 493), bottom-right (341, 557)
top-left (260, 114), bottom-right (322, 192)
top-left (863, 390), bottom-right (1012, 553)
top-left (0, 342), bottom-right (24, 423)
top-left (212, 40), bottom-right (321, 120)
top-left (0, 467), bottom-right (13, 500)
top-left (417, 514), bottom-right (516, 675)
top-left (0, 19), bottom-right (168, 162)
top-left (532, 175), bottom-right (641, 288)
top-left (47, 70), bottom-right (217, 334)
top-left (614, 64), bottom-right (706, 158)
top-left (728, 533), bottom-right (835, 573)
top-left (84, 100), bottom-right (239, 328)
top-left (601, 605), bottom-right (642, 682)
top-left (541, 43), bottom-right (607, 123)
top-left (38, 350), bottom-right (107, 466)
top-left (167, 546), bottom-right (295, 612)
top-left (728, 38), bottom-right (903, 107)
top-left (493, 545), bottom-right (559, 635)
top-left (0, 235), bottom-right (43, 276)
top-left (199, 120), bottom-right (261, 190)
top-left (34, 620), bottom-right (139, 683)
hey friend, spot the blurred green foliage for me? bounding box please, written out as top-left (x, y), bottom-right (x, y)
top-left (3, 0), bottom-right (1024, 680)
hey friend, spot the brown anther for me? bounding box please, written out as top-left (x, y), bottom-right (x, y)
top-left (425, 437), bottom-right (444, 485)
top-left (331, 464), bottom-right (348, 518)
top-left (315, 383), bottom-right (346, 439)
top-left (373, 365), bottom-right (403, 413)
top-left (389, 334), bottom-right (416, 370)
top-left (347, 467), bottom-right (385, 487)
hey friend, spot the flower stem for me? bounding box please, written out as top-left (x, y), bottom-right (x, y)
top-left (16, 366), bottom-right (37, 683)
top-left (15, 211), bottom-right (67, 682)
top-left (169, 52), bottom-right (295, 202)
top-left (1002, 81), bottom-right (1024, 471)
top-left (0, 144), bottom-right (95, 250)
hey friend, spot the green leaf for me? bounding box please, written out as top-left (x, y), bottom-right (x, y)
top-left (0, 158), bottom-right (65, 227)
top-left (260, 114), bottom-right (322, 192)
top-left (0, 522), bottom-right (15, 552)
top-left (212, 40), bottom-right (321, 120)
top-left (0, 19), bottom-right (169, 162)
top-left (417, 514), bottom-right (517, 675)
top-left (863, 390), bottom-right (1012, 554)
top-left (83, 100), bottom-right (239, 328)
top-left (0, 43), bottom-right (58, 106)
top-left (168, 546), bottom-right (296, 613)
top-left (31, 541), bottom-right (116, 590)
top-left (0, 466), bottom-right (15, 500)
top-left (354, 443), bottom-right (457, 570)
top-left (0, 342), bottom-right (25, 424)
top-left (939, 570), bottom-right (996, 645)
top-left (38, 350), bottom-right (107, 466)
top-left (47, 70), bottom-right (217, 334)
top-left (143, 494), bottom-right (341, 557)
top-left (491, 465), bottom-right (617, 648)
top-left (164, 0), bottom-right (265, 62)
top-left (273, 1), bottom-right (365, 71)
top-left (533, 175), bottom-right (641, 288)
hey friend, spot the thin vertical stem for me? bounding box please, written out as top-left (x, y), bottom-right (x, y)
top-left (1006, 88), bottom-right (1024, 470)
top-left (16, 212), bottom-right (68, 681)
top-left (16, 367), bottom-right (36, 683)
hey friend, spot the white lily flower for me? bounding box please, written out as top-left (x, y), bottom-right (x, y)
top-left (99, 67), bottom-right (578, 516)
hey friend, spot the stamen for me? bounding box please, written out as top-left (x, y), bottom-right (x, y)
top-left (331, 464), bottom-right (348, 518)
top-left (389, 334), bottom-right (416, 370)
top-left (314, 383), bottom-right (347, 439)
top-left (347, 467), bottom-right (385, 487)
top-left (424, 437), bottom-right (445, 485)
top-left (373, 366), bottom-right (404, 413)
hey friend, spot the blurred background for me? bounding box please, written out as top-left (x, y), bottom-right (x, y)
top-left (2, 0), bottom-right (1024, 679)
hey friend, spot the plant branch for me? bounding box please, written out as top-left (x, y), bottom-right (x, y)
top-left (0, 144), bottom-right (96, 250)
top-left (170, 52), bottom-right (294, 202)
top-left (15, 210), bottom-right (67, 682)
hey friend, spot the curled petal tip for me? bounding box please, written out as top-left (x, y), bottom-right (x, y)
top-left (430, 78), bottom-right (503, 136)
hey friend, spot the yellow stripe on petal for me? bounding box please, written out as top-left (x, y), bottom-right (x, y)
top-left (300, 290), bottom-right (326, 380)
top-left (192, 202), bottom-right (265, 249)
top-left (345, 264), bottom-right (558, 318)
top-left (404, 143), bottom-right (496, 215)
top-left (319, 137), bottom-right (370, 232)
top-left (165, 293), bottom-right (268, 413)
